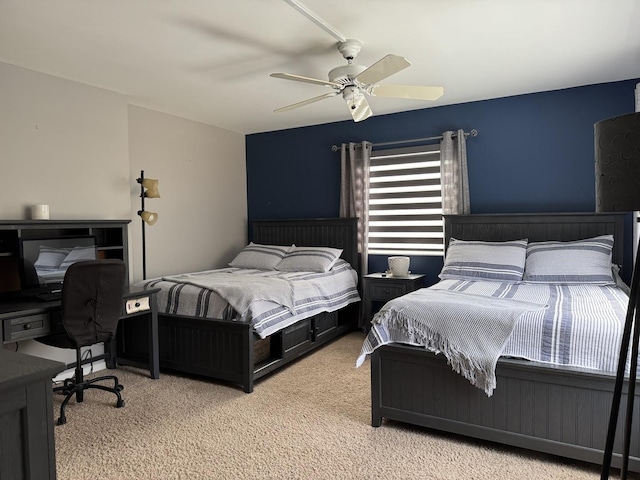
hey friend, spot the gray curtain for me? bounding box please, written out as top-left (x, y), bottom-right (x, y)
top-left (339, 141), bottom-right (372, 277)
top-left (440, 130), bottom-right (470, 215)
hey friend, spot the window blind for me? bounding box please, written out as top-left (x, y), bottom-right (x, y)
top-left (368, 144), bottom-right (444, 256)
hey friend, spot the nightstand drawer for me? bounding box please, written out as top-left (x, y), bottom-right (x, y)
top-left (370, 283), bottom-right (407, 301)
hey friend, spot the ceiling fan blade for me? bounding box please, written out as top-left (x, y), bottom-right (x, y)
top-left (274, 92), bottom-right (339, 112)
top-left (347, 94), bottom-right (372, 122)
top-left (355, 54), bottom-right (411, 85)
top-left (270, 72), bottom-right (342, 88)
top-left (371, 84), bottom-right (444, 101)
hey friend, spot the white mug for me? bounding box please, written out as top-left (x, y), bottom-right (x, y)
top-left (388, 256), bottom-right (410, 277)
top-left (31, 204), bottom-right (50, 220)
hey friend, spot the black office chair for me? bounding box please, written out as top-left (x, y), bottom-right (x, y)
top-left (38, 259), bottom-right (127, 425)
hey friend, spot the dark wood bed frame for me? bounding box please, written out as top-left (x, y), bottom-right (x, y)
top-left (117, 218), bottom-right (359, 393)
top-left (370, 212), bottom-right (640, 472)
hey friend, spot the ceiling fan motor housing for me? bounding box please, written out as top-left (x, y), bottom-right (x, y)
top-left (328, 64), bottom-right (367, 85)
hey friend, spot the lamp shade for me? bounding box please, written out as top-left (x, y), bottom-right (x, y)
top-left (141, 178), bottom-right (160, 198)
top-left (595, 112), bottom-right (640, 212)
top-left (138, 210), bottom-right (158, 226)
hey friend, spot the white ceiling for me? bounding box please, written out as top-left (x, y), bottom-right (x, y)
top-left (1, 0), bottom-right (639, 135)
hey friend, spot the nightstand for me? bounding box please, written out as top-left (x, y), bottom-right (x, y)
top-left (362, 273), bottom-right (425, 328)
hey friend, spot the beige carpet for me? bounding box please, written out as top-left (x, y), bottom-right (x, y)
top-left (53, 332), bottom-right (626, 480)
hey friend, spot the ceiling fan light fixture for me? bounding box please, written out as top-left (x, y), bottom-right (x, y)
top-left (342, 87), bottom-right (371, 122)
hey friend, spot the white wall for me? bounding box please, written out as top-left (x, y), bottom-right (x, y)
top-left (0, 63), bottom-right (248, 370)
top-left (0, 62), bottom-right (130, 220)
top-left (128, 105), bottom-right (247, 281)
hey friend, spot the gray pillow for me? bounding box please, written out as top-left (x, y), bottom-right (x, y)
top-left (523, 235), bottom-right (614, 284)
top-left (228, 243), bottom-right (291, 270)
top-left (60, 246), bottom-right (97, 270)
top-left (275, 246), bottom-right (343, 273)
top-left (34, 246), bottom-right (71, 270)
top-left (439, 238), bottom-right (528, 283)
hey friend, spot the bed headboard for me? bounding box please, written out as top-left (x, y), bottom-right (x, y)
top-left (252, 218), bottom-right (359, 274)
top-left (444, 213), bottom-right (626, 266)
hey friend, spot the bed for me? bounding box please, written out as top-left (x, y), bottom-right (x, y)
top-left (363, 213), bottom-right (640, 472)
top-left (116, 218), bottom-right (360, 393)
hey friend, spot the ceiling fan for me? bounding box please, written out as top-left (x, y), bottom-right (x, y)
top-left (270, 38), bottom-right (444, 122)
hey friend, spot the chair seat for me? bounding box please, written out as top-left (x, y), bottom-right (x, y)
top-left (37, 331), bottom-right (77, 350)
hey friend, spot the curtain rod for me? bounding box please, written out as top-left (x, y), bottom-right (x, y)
top-left (330, 129), bottom-right (478, 152)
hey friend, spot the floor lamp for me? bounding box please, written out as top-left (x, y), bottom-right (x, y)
top-left (136, 170), bottom-right (160, 280)
top-left (597, 112), bottom-right (640, 479)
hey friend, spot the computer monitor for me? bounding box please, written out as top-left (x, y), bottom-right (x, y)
top-left (19, 235), bottom-right (97, 295)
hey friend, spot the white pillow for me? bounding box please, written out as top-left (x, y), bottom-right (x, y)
top-left (34, 246), bottom-right (71, 270)
top-left (439, 238), bottom-right (528, 283)
top-left (60, 246), bottom-right (97, 270)
top-left (229, 243), bottom-right (291, 270)
top-left (523, 235), bottom-right (615, 284)
top-left (275, 246), bottom-right (343, 273)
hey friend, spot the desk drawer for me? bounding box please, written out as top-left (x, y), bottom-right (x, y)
top-left (370, 283), bottom-right (407, 301)
top-left (4, 313), bottom-right (51, 343)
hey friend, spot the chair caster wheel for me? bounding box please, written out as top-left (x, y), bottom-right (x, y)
top-left (57, 417), bottom-right (67, 426)
top-left (116, 399), bottom-right (125, 408)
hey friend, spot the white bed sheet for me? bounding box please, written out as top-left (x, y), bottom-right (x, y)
top-left (137, 259), bottom-right (360, 338)
top-left (360, 279), bottom-right (630, 376)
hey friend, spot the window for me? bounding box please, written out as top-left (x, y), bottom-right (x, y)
top-left (367, 144), bottom-right (444, 257)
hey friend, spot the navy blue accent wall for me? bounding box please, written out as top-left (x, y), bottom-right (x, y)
top-left (247, 79), bottom-right (639, 284)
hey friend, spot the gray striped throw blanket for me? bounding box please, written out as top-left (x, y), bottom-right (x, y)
top-left (162, 271), bottom-right (295, 316)
top-left (356, 289), bottom-right (547, 396)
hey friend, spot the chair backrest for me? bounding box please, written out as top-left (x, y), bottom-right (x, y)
top-left (61, 259), bottom-right (126, 348)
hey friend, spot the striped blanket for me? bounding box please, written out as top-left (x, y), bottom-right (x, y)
top-left (358, 279), bottom-right (629, 395)
top-left (162, 271), bottom-right (295, 316)
top-left (137, 259), bottom-right (360, 338)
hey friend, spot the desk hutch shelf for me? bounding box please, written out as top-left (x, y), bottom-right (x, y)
top-left (0, 219), bottom-right (130, 260)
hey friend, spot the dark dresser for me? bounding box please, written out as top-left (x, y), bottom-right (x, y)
top-left (0, 349), bottom-right (63, 479)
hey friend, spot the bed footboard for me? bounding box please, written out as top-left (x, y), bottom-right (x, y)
top-left (371, 344), bottom-right (640, 472)
top-left (117, 314), bottom-right (256, 391)
top-left (118, 307), bottom-right (356, 393)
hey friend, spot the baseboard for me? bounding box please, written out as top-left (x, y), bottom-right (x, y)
top-left (53, 359), bottom-right (107, 383)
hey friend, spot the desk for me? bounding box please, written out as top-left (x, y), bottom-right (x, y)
top-left (109, 287), bottom-right (160, 379)
top-left (0, 349), bottom-right (63, 479)
top-left (0, 286), bottom-right (160, 379)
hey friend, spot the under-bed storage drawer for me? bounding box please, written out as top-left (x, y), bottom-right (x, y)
top-left (281, 318), bottom-right (313, 355)
top-left (314, 311), bottom-right (338, 342)
top-left (278, 311), bottom-right (339, 358)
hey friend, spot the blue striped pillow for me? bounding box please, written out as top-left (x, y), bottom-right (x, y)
top-left (229, 243), bottom-right (292, 270)
top-left (523, 235), bottom-right (614, 284)
top-left (275, 246), bottom-right (343, 273)
top-left (439, 238), bottom-right (528, 283)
